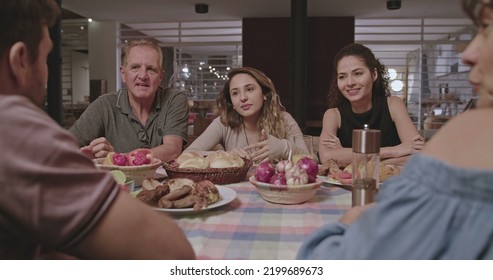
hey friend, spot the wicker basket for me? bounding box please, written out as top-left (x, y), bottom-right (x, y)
top-left (163, 158), bottom-right (253, 184)
top-left (95, 159), bottom-right (162, 186)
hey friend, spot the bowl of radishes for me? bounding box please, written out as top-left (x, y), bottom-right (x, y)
top-left (94, 148), bottom-right (162, 186)
top-left (249, 157), bottom-right (322, 204)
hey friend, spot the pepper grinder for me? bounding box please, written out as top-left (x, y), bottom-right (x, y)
top-left (352, 124), bottom-right (381, 206)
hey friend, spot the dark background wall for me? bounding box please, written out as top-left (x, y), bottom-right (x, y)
top-left (243, 17), bottom-right (354, 135)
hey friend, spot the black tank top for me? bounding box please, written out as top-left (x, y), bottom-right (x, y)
top-left (337, 94), bottom-right (401, 148)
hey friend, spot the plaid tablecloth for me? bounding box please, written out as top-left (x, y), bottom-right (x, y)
top-left (172, 182), bottom-right (351, 260)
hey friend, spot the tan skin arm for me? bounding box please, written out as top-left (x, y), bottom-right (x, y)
top-left (318, 108), bottom-right (353, 165)
top-left (151, 135), bottom-right (184, 162)
top-left (380, 96), bottom-right (424, 165)
top-left (319, 97), bottom-right (424, 166)
top-left (80, 135), bottom-right (183, 163)
top-left (69, 191), bottom-right (195, 259)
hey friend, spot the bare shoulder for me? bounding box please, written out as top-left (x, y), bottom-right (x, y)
top-left (322, 108), bottom-right (340, 119)
top-left (322, 108), bottom-right (340, 127)
top-left (387, 96), bottom-right (406, 109)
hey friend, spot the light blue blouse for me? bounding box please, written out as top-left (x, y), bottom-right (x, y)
top-left (297, 153), bottom-right (493, 259)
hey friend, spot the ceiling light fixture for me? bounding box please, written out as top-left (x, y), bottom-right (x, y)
top-left (195, 3), bottom-right (209, 14)
top-left (386, 0), bottom-right (401, 10)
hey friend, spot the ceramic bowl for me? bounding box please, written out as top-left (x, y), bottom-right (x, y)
top-left (248, 176), bottom-right (322, 204)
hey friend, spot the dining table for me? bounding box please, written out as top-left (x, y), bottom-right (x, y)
top-left (165, 179), bottom-right (352, 260)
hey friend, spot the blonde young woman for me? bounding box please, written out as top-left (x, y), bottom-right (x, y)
top-left (186, 67), bottom-right (308, 163)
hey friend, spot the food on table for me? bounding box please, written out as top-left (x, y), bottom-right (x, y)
top-left (178, 156), bottom-right (209, 169)
top-left (285, 165), bottom-right (309, 185)
top-left (205, 151), bottom-right (244, 167)
top-left (161, 185), bottom-right (193, 201)
top-left (328, 170), bottom-right (353, 185)
top-left (110, 170), bottom-right (127, 184)
top-left (174, 150), bottom-right (244, 169)
top-left (128, 148), bottom-right (153, 165)
top-left (292, 154), bottom-right (315, 164)
top-left (320, 159), bottom-right (400, 185)
top-left (110, 170), bottom-right (135, 192)
top-left (254, 156), bottom-right (318, 185)
top-left (168, 178), bottom-right (195, 192)
top-left (102, 148), bottom-right (155, 167)
top-left (269, 173), bottom-right (286, 185)
top-left (318, 159), bottom-right (345, 176)
top-left (136, 178), bottom-right (221, 212)
top-left (297, 157), bottom-right (319, 182)
top-left (254, 161), bottom-right (276, 183)
top-left (175, 151), bottom-right (203, 164)
top-left (136, 184), bottom-right (170, 205)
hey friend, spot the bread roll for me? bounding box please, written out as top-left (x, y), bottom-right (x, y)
top-left (227, 153), bottom-right (244, 167)
top-left (206, 151), bottom-right (244, 167)
top-left (179, 157), bottom-right (209, 169)
top-left (205, 151), bottom-right (229, 164)
top-left (210, 158), bottom-right (233, 168)
top-left (176, 151), bottom-right (203, 164)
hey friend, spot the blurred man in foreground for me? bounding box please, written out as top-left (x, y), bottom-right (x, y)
top-left (0, 0), bottom-right (194, 259)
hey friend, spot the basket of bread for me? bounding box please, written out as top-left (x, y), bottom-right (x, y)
top-left (163, 151), bottom-right (253, 185)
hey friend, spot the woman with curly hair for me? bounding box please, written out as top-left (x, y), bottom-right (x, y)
top-left (186, 67), bottom-right (307, 163)
top-left (319, 43), bottom-right (424, 166)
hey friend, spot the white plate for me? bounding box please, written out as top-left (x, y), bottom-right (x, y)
top-left (317, 175), bottom-right (352, 187)
top-left (153, 185), bottom-right (236, 214)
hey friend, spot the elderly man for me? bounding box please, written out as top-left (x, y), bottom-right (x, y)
top-left (69, 39), bottom-right (189, 162)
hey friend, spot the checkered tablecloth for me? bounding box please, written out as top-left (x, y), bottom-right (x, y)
top-left (173, 182), bottom-right (351, 260)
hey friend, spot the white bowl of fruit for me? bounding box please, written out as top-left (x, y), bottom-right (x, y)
top-left (94, 148), bottom-right (162, 186)
top-left (249, 157), bottom-right (322, 204)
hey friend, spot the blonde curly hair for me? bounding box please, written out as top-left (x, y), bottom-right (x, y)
top-left (216, 67), bottom-right (287, 139)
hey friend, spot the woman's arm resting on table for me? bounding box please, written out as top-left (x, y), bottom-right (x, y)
top-left (319, 109), bottom-right (353, 165)
top-left (382, 97), bottom-right (425, 160)
top-left (69, 191), bottom-right (195, 259)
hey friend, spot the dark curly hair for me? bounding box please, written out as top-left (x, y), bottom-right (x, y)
top-left (327, 43), bottom-right (390, 108)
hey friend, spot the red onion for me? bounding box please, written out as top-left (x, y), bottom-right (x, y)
top-left (269, 173), bottom-right (287, 185)
top-left (297, 157), bottom-right (319, 177)
top-left (254, 161), bottom-right (275, 183)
